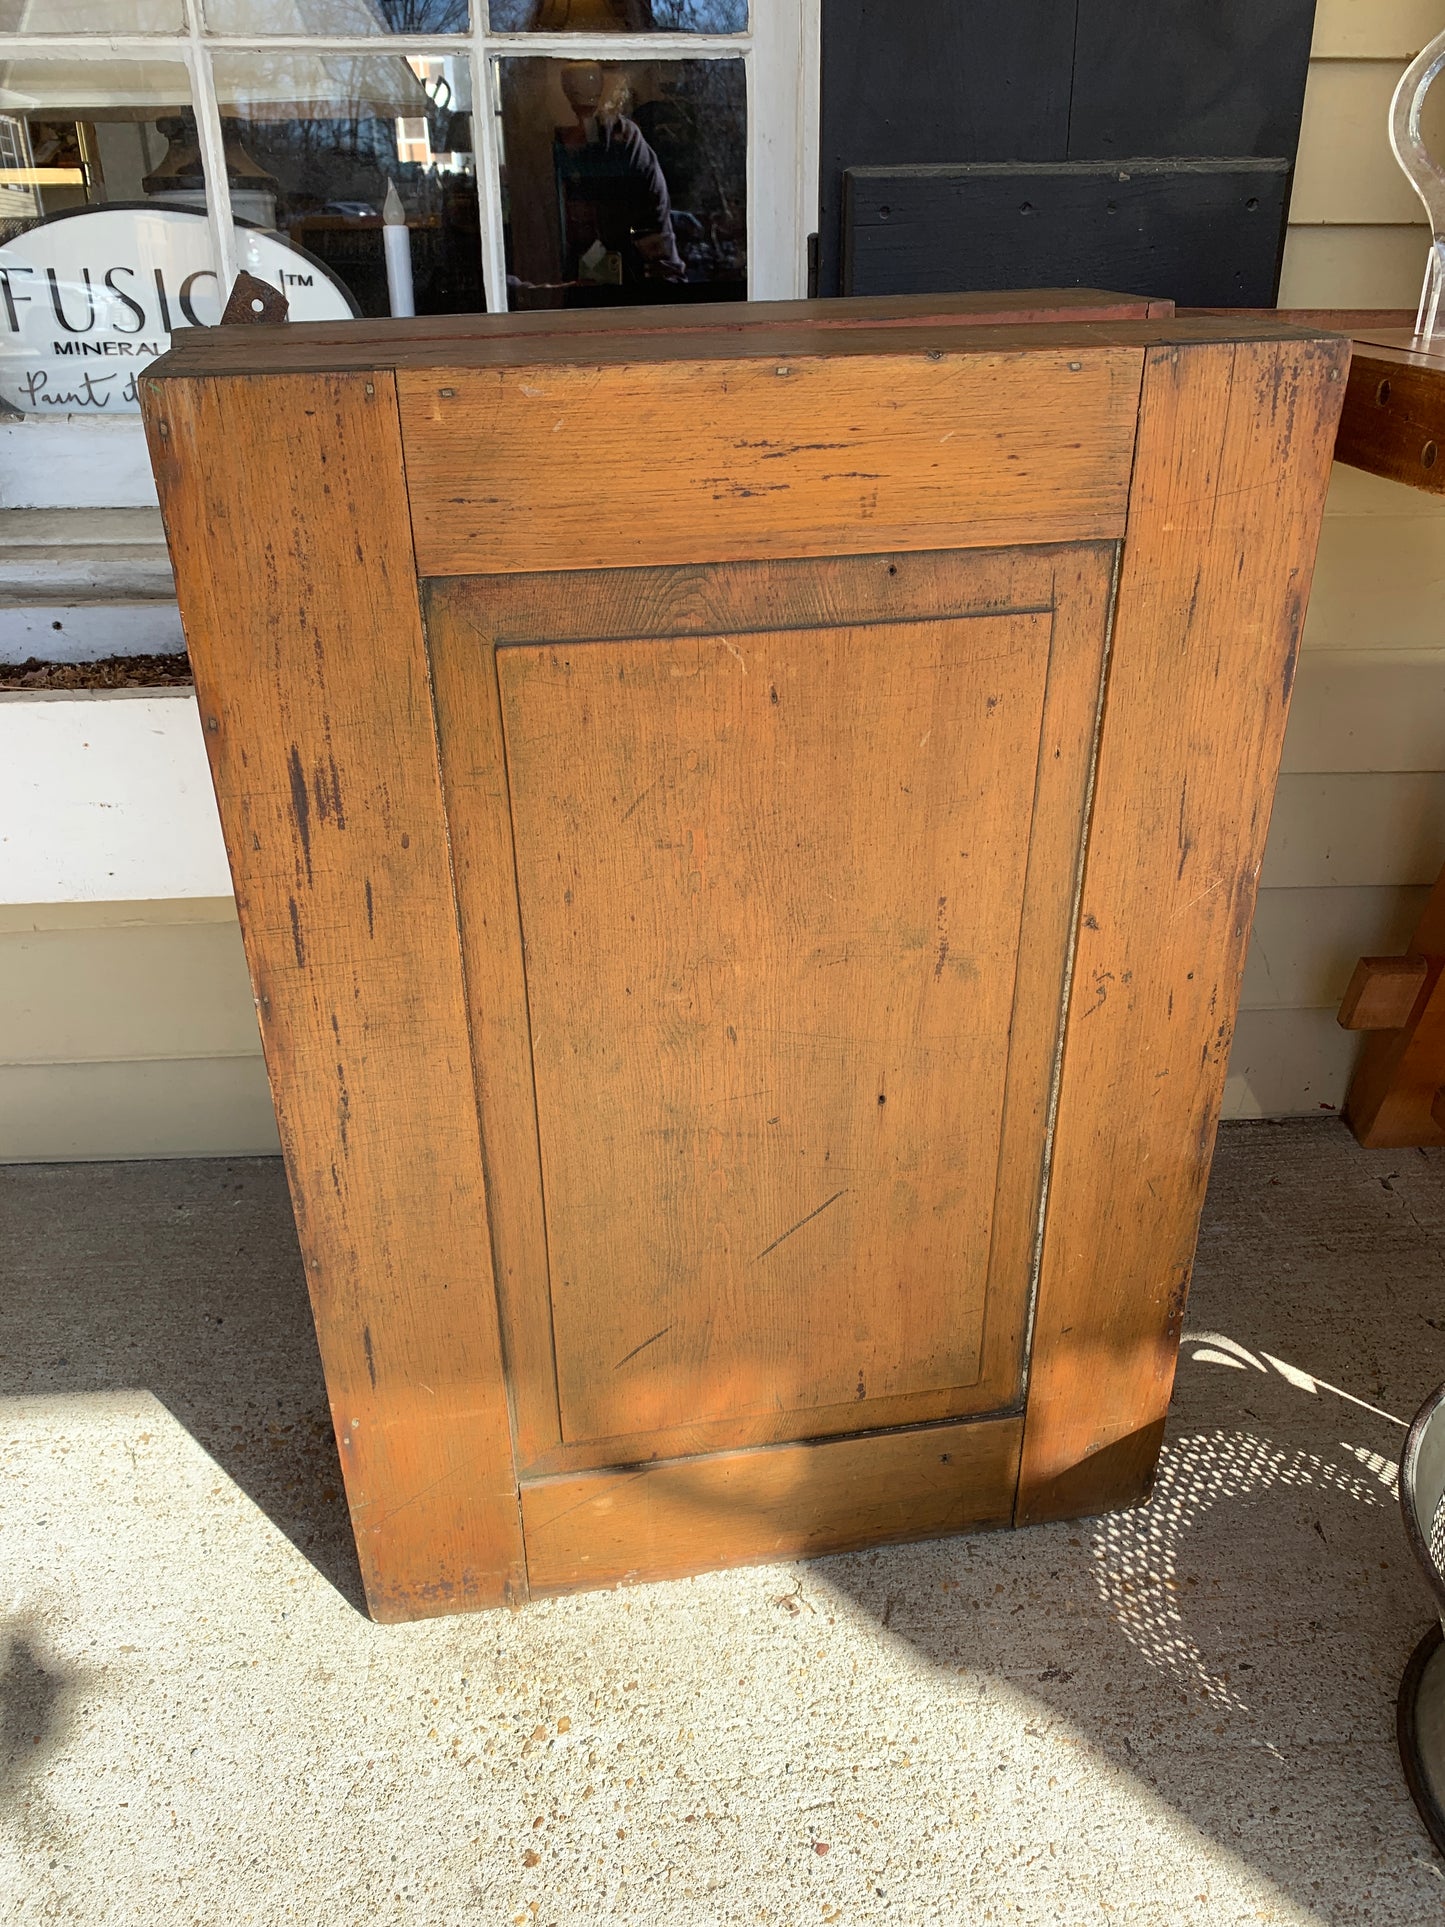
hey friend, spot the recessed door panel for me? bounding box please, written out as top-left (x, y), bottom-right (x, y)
top-left (425, 544), bottom-right (1119, 1471)
top-left (498, 607), bottom-right (1053, 1444)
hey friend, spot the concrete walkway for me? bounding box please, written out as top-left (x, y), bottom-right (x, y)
top-left (2, 1118), bottom-right (1444, 1924)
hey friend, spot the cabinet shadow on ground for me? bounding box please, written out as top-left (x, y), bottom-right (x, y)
top-left (1, 1155), bottom-right (368, 1614)
top-left (3, 1121), bottom-right (1445, 1921)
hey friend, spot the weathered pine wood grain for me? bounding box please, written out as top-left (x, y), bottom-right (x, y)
top-left (150, 288), bottom-right (1171, 378)
top-left (397, 348), bottom-right (1144, 576)
top-left (141, 370), bottom-right (524, 1620)
top-left (520, 1416), bottom-right (1023, 1595)
top-left (427, 543), bottom-right (1116, 1476)
top-left (1016, 334), bottom-right (1349, 1525)
top-left (141, 305), bottom-right (1347, 1615)
top-left (147, 313), bottom-right (1329, 385)
top-left (505, 607), bottom-right (1050, 1443)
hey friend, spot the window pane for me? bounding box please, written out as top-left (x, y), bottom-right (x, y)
top-left (0, 2), bottom-right (182, 27)
top-left (211, 51), bottom-right (482, 316)
top-left (0, 58), bottom-right (213, 415)
top-left (489, 1), bottom-right (747, 30)
top-left (499, 56), bottom-right (745, 310)
top-left (202, 0), bottom-right (469, 33)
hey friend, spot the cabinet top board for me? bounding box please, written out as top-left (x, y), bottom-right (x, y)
top-left (144, 288), bottom-right (1347, 384)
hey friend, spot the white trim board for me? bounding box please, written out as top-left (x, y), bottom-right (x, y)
top-left (0, 607), bottom-right (186, 663)
top-left (1310, 0), bottom-right (1441, 62)
top-left (0, 418), bottom-right (160, 511)
top-left (0, 917), bottom-right (260, 1067)
top-left (1304, 521), bottom-right (1445, 651)
top-left (1282, 651), bottom-right (1445, 771)
top-left (1279, 223), bottom-right (1427, 306)
top-left (0, 689), bottom-right (231, 903)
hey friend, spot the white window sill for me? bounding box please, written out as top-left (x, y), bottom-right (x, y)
top-left (0, 508), bottom-right (183, 664)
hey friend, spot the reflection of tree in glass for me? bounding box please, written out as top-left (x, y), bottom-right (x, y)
top-left (229, 83), bottom-right (479, 316)
top-left (489, 0), bottom-right (746, 29)
top-left (370, 0), bottom-right (469, 27)
top-left (648, 0), bottom-right (748, 29)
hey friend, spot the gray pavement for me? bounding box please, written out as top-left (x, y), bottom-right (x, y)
top-left (2, 1118), bottom-right (1444, 1924)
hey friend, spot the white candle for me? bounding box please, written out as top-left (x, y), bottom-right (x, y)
top-left (382, 179), bottom-right (415, 319)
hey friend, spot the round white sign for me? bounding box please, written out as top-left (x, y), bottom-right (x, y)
top-left (0, 205), bottom-right (357, 416)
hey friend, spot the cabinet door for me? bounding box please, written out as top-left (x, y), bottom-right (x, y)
top-left (427, 541), bottom-right (1116, 1477)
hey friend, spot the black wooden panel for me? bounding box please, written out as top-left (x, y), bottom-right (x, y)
top-left (843, 161), bottom-right (1291, 307)
top-left (817, 0), bottom-right (1078, 297)
top-left (1069, 0), bottom-right (1317, 160)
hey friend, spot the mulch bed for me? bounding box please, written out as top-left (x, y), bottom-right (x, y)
top-left (0, 654), bottom-right (195, 691)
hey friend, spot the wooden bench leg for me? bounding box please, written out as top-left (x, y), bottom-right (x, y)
top-left (1341, 860), bottom-right (1445, 1148)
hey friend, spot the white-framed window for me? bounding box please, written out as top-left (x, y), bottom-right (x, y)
top-left (0, 0), bottom-right (820, 327)
top-left (0, 2), bottom-right (819, 507)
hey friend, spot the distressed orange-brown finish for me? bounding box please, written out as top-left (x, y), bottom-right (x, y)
top-left (142, 371), bottom-right (524, 1620)
top-left (142, 295), bottom-right (1345, 1617)
top-left (521, 1416), bottom-right (1024, 1596)
top-left (1016, 337), bottom-right (1347, 1523)
top-left (425, 543), bottom-right (1117, 1478)
top-left (395, 347), bottom-right (1143, 576)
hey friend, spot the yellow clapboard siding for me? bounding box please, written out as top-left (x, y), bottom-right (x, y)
top-left (1279, 223), bottom-right (1427, 307)
top-left (1241, 883), bottom-right (1429, 1008)
top-left (1283, 651), bottom-right (1445, 769)
top-left (1304, 517), bottom-right (1445, 651)
top-left (1223, 1008), bottom-right (1362, 1119)
top-left (0, 918), bottom-right (261, 1066)
top-left (0, 897), bottom-right (240, 935)
top-left (1291, 61), bottom-right (1426, 226)
top-left (1262, 772), bottom-right (1445, 887)
top-left (1312, 0), bottom-right (1441, 61)
top-left (1321, 462), bottom-right (1445, 517)
top-left (0, 1056), bottom-right (280, 1162)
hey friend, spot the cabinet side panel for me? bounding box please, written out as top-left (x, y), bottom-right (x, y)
top-left (1017, 335), bottom-right (1347, 1524)
top-left (142, 370), bottom-right (524, 1620)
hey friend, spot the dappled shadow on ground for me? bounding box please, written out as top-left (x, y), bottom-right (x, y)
top-left (819, 1118), bottom-right (1445, 1924)
top-left (0, 1158), bottom-right (365, 1613)
top-left (4, 1121), bottom-right (1445, 1918)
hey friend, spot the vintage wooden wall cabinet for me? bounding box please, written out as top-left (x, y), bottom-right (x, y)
top-left (142, 296), bottom-right (1346, 1622)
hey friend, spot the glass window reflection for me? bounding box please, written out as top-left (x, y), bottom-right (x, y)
top-left (500, 56), bottom-right (745, 310)
top-left (211, 52), bottom-right (480, 316)
top-left (0, 58), bottom-right (212, 414)
top-left (0, 2), bottom-right (182, 27)
top-left (489, 0), bottom-right (746, 31)
top-left (201, 0), bottom-right (469, 33)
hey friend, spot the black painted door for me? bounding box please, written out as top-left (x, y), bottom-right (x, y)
top-left (817, 0), bottom-right (1318, 306)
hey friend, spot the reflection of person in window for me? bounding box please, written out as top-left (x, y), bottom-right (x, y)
top-left (555, 62), bottom-right (685, 291)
